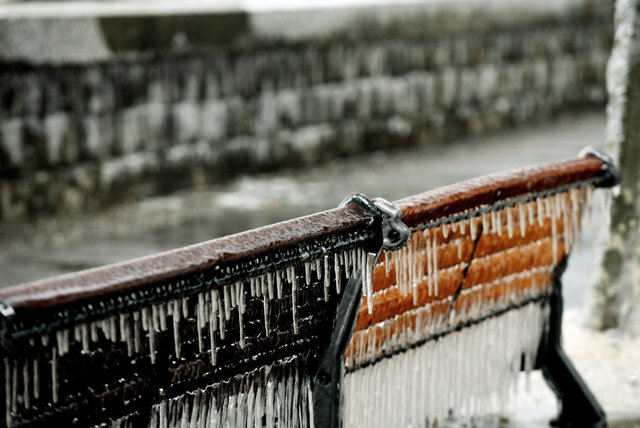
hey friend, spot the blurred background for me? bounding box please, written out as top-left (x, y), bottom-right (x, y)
top-left (0, 0), bottom-right (638, 426)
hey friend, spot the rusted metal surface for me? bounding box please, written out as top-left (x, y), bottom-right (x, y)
top-left (396, 156), bottom-right (607, 228)
top-left (0, 205), bottom-right (371, 311)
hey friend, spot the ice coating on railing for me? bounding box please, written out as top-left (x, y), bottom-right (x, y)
top-left (343, 302), bottom-right (549, 427)
top-left (2, 241), bottom-right (372, 427)
top-left (342, 184), bottom-right (596, 425)
top-left (382, 186), bottom-right (592, 302)
top-left (0, 170), bottom-right (603, 427)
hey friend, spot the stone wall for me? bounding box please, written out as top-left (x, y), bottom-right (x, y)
top-left (0, 0), bottom-right (613, 220)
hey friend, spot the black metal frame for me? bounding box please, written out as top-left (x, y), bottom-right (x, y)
top-left (538, 258), bottom-right (607, 428)
top-left (312, 273), bottom-right (363, 428)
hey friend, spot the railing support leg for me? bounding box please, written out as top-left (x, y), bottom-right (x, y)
top-left (540, 259), bottom-right (607, 428)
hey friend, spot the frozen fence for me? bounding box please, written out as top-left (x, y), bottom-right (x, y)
top-left (0, 150), bottom-right (617, 427)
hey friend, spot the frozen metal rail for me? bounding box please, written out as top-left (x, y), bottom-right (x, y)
top-left (0, 149), bottom-right (618, 427)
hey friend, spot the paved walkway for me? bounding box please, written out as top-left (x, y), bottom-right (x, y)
top-left (1, 111), bottom-right (638, 426)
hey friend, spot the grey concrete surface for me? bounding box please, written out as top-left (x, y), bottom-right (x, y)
top-left (0, 111), bottom-right (638, 426)
top-left (0, 0), bottom-right (607, 63)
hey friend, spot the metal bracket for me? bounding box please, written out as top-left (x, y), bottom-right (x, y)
top-left (579, 146), bottom-right (621, 188)
top-left (340, 193), bottom-right (411, 313)
top-left (339, 193), bottom-right (411, 251)
top-left (312, 194), bottom-right (410, 427)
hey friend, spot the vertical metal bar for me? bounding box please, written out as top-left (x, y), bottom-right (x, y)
top-left (540, 258), bottom-right (607, 428)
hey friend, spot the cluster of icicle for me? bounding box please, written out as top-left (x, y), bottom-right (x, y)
top-left (2, 243), bottom-right (373, 428)
top-left (386, 186), bottom-right (593, 301)
top-left (146, 361), bottom-right (313, 428)
top-left (96, 360), bottom-right (313, 428)
top-left (344, 265), bottom-right (553, 370)
top-left (342, 185), bottom-right (596, 425)
top-left (343, 302), bottom-right (550, 428)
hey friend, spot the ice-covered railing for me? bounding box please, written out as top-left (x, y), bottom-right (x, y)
top-left (0, 149), bottom-right (617, 428)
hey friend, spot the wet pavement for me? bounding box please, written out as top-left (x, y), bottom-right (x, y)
top-left (0, 110), bottom-right (638, 426)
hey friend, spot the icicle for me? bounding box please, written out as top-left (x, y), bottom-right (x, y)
top-left (584, 184), bottom-right (595, 225)
top-left (81, 323), bottom-right (90, 353)
top-left (51, 350), bottom-right (58, 404)
top-left (323, 255), bottom-right (331, 302)
top-left (496, 210), bottom-right (502, 236)
top-left (218, 292), bottom-right (226, 340)
top-left (238, 283), bottom-right (246, 348)
top-left (571, 188), bottom-right (582, 251)
top-left (426, 230), bottom-right (433, 296)
top-left (351, 248), bottom-right (358, 279)
top-left (519, 204), bottom-right (526, 237)
top-left (267, 272), bottom-right (275, 300)
top-left (432, 232), bottom-right (439, 295)
top-left (22, 359), bottom-right (29, 410)
top-left (334, 252), bottom-right (342, 294)
top-left (544, 197), bottom-right (552, 219)
top-left (276, 271), bottom-right (283, 299)
top-left (231, 282), bottom-right (238, 308)
top-left (356, 249), bottom-right (366, 298)
top-left (507, 207), bottom-right (514, 238)
top-left (262, 289), bottom-right (270, 337)
top-left (304, 262), bottom-right (312, 286)
top-left (224, 285), bottom-right (231, 321)
top-left (147, 308), bottom-right (157, 364)
top-left (384, 251), bottom-right (391, 276)
top-left (250, 277), bottom-right (256, 297)
top-left (133, 311), bottom-right (141, 353)
top-left (182, 297), bottom-right (189, 319)
top-left (364, 251), bottom-right (376, 314)
top-left (490, 211), bottom-right (497, 234)
top-left (551, 198), bottom-right (558, 264)
top-left (173, 299), bottom-right (181, 358)
top-left (110, 316), bottom-right (118, 341)
top-left (459, 220), bottom-right (466, 235)
top-left (443, 223), bottom-right (449, 239)
top-left (197, 293), bottom-right (205, 354)
top-left (288, 266), bottom-right (299, 334)
top-left (537, 198), bottom-right (544, 226)
top-left (470, 217), bottom-right (478, 240)
top-left (33, 357), bottom-right (39, 400)
top-left (57, 329), bottom-right (70, 356)
top-left (10, 361), bottom-right (16, 414)
top-left (563, 194), bottom-right (572, 254)
top-left (527, 201), bottom-right (535, 225)
top-left (482, 212), bottom-right (490, 233)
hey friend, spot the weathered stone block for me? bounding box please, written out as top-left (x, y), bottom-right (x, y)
top-left (438, 68), bottom-right (458, 107)
top-left (477, 65), bottom-right (498, 101)
top-left (0, 118), bottom-right (23, 167)
top-left (43, 113), bottom-right (69, 164)
top-left (457, 68), bottom-right (477, 103)
top-left (201, 101), bottom-right (227, 141)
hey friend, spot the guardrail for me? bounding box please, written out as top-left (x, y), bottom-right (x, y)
top-left (0, 148), bottom-right (618, 427)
